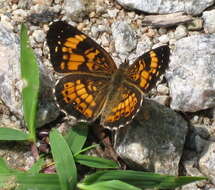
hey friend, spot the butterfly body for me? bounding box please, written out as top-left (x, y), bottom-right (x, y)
top-left (47, 21), bottom-right (170, 130)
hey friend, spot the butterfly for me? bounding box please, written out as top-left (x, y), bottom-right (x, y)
top-left (47, 21), bottom-right (170, 130)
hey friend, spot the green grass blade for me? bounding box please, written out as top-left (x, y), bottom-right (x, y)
top-left (75, 154), bottom-right (119, 169)
top-left (74, 144), bottom-right (99, 156)
top-left (50, 129), bottom-right (77, 190)
top-left (20, 23), bottom-right (39, 142)
top-left (28, 158), bottom-right (45, 174)
top-left (0, 173), bottom-right (60, 190)
top-left (82, 170), bottom-right (207, 189)
top-left (64, 122), bottom-right (88, 154)
top-left (78, 180), bottom-right (141, 190)
top-left (0, 128), bottom-right (28, 140)
top-left (0, 158), bottom-right (17, 173)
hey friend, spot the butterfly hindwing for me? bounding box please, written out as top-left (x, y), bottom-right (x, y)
top-left (55, 74), bottom-right (110, 122)
top-left (47, 21), bottom-right (117, 75)
top-left (126, 45), bottom-right (170, 93)
top-left (100, 83), bottom-right (143, 129)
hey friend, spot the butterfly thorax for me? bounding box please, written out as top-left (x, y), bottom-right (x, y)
top-left (100, 61), bottom-right (130, 123)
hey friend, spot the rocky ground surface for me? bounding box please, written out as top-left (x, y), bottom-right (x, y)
top-left (1, 0), bottom-right (215, 189)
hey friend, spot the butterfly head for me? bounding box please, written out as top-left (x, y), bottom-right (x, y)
top-left (119, 58), bottom-right (129, 70)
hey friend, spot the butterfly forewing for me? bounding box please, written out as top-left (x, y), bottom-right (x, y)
top-left (126, 45), bottom-right (170, 93)
top-left (47, 21), bottom-right (117, 75)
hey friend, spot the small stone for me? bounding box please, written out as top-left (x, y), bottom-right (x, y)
top-left (12, 9), bottom-right (28, 22)
top-left (187, 18), bottom-right (203, 31)
top-left (174, 25), bottom-right (187, 40)
top-left (203, 10), bottom-right (215, 34)
top-left (112, 21), bottom-right (137, 55)
top-left (158, 34), bottom-right (169, 43)
top-left (107, 8), bottom-right (119, 18)
top-left (157, 84), bottom-right (169, 95)
top-left (158, 28), bottom-right (167, 35)
top-left (32, 30), bottom-right (46, 43)
top-left (127, 11), bottom-right (135, 18)
top-left (152, 95), bottom-right (170, 105)
top-left (63, 0), bottom-right (86, 21)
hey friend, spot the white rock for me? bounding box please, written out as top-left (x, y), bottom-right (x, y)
top-left (32, 30), bottom-right (46, 43)
top-left (158, 34), bottom-right (169, 43)
top-left (107, 8), bottom-right (119, 18)
top-left (63, 0), bottom-right (86, 21)
top-left (203, 9), bottom-right (215, 33)
top-left (116, 0), bottom-right (215, 15)
top-left (157, 84), bottom-right (169, 95)
top-left (166, 34), bottom-right (215, 112)
top-left (111, 21), bottom-right (137, 55)
top-left (174, 25), bottom-right (187, 40)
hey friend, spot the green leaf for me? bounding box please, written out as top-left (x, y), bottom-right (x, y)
top-left (50, 129), bottom-right (77, 190)
top-left (78, 180), bottom-right (141, 190)
top-left (75, 154), bottom-right (119, 169)
top-left (0, 158), bottom-right (16, 173)
top-left (28, 158), bottom-right (45, 174)
top-left (0, 128), bottom-right (28, 141)
top-left (20, 23), bottom-right (39, 142)
top-left (0, 173), bottom-right (60, 190)
top-left (64, 122), bottom-right (88, 154)
top-left (82, 170), bottom-right (207, 189)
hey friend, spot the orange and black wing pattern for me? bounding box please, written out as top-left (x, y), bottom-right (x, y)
top-left (55, 74), bottom-right (109, 122)
top-left (126, 45), bottom-right (170, 93)
top-left (47, 21), bottom-right (117, 75)
top-left (101, 84), bottom-right (143, 129)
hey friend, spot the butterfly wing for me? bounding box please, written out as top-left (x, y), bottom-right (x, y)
top-left (47, 21), bottom-right (117, 75)
top-left (100, 83), bottom-right (143, 129)
top-left (126, 45), bottom-right (170, 93)
top-left (55, 74), bottom-right (109, 122)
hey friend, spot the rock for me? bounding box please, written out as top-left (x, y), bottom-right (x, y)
top-left (143, 12), bottom-right (193, 28)
top-left (158, 34), bottom-right (169, 43)
top-left (111, 21), bottom-right (137, 55)
top-left (116, 0), bottom-right (215, 15)
top-left (199, 142), bottom-right (215, 184)
top-left (203, 10), bottom-right (215, 34)
top-left (166, 34), bottom-right (215, 112)
top-left (152, 95), bottom-right (170, 105)
top-left (63, 0), bottom-right (86, 21)
top-left (0, 22), bottom-right (59, 127)
top-left (114, 99), bottom-right (188, 175)
top-left (157, 84), bottom-right (169, 95)
top-left (32, 29), bottom-right (46, 43)
top-left (174, 25), bottom-right (188, 40)
top-left (187, 18), bottom-right (203, 31)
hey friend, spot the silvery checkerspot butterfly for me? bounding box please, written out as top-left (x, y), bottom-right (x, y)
top-left (47, 21), bottom-right (170, 130)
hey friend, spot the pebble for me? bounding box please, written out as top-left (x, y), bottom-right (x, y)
top-left (158, 34), bottom-right (169, 43)
top-left (32, 29), bottom-right (46, 43)
top-left (174, 25), bottom-right (187, 40)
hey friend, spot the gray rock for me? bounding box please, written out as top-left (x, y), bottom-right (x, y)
top-left (166, 34), bottom-right (215, 112)
top-left (63, 0), bottom-right (86, 21)
top-left (111, 21), bottom-right (137, 55)
top-left (114, 99), bottom-right (188, 175)
top-left (199, 142), bottom-right (215, 185)
top-left (116, 0), bottom-right (215, 15)
top-left (0, 23), bottom-right (59, 127)
top-left (203, 10), bottom-right (215, 34)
